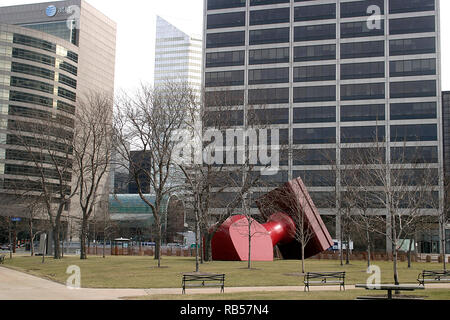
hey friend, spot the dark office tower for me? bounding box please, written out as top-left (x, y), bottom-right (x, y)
top-left (0, 1), bottom-right (116, 218)
top-left (443, 92), bottom-right (450, 178)
top-left (203, 0), bottom-right (444, 253)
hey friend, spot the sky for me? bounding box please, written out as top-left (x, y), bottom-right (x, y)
top-left (1, 0), bottom-right (450, 93)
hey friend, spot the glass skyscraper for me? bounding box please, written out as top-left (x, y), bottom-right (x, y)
top-left (154, 16), bottom-right (203, 94)
top-left (203, 0), bottom-right (444, 252)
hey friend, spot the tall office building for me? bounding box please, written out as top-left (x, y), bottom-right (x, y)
top-left (0, 0), bottom-right (116, 218)
top-left (204, 0), bottom-right (443, 252)
top-left (154, 16), bottom-right (202, 93)
top-left (443, 91), bottom-right (450, 178)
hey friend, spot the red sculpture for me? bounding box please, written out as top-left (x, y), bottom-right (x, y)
top-left (211, 178), bottom-right (334, 261)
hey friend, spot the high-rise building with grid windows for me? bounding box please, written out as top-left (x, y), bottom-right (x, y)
top-left (203, 0), bottom-right (444, 253)
top-left (154, 16), bottom-right (202, 94)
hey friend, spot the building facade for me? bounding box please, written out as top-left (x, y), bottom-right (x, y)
top-left (0, 1), bottom-right (116, 221)
top-left (443, 91), bottom-right (450, 178)
top-left (154, 16), bottom-right (202, 94)
top-left (203, 0), bottom-right (444, 253)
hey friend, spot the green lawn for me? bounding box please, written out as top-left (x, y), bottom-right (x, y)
top-left (2, 254), bottom-right (444, 290)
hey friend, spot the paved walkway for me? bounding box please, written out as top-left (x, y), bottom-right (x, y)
top-left (1, 266), bottom-right (449, 300)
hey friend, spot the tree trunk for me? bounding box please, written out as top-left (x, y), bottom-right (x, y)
top-left (301, 244), bottom-right (305, 274)
top-left (80, 219), bottom-right (88, 260)
top-left (204, 233), bottom-right (213, 262)
top-left (8, 219), bottom-right (13, 260)
top-left (29, 218), bottom-right (34, 257)
top-left (195, 220), bottom-right (200, 273)
top-left (154, 224), bottom-right (162, 268)
top-left (407, 238), bottom-right (413, 269)
top-left (366, 228), bottom-right (371, 267)
top-left (248, 218), bottom-right (252, 270)
top-left (53, 222), bottom-right (61, 260)
top-left (442, 221), bottom-right (447, 271)
top-left (346, 234), bottom-right (350, 265)
top-left (339, 215), bottom-right (344, 266)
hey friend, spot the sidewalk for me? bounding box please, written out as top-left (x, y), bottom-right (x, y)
top-left (1, 266), bottom-right (449, 300)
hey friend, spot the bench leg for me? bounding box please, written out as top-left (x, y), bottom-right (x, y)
top-left (387, 290), bottom-right (392, 300)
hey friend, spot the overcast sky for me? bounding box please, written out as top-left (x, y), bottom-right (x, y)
top-left (1, 0), bottom-right (449, 92)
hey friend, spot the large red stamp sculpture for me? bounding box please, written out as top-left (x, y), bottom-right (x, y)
top-left (211, 178), bottom-right (334, 261)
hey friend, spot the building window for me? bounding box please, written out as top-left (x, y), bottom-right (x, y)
top-left (59, 61), bottom-right (78, 76)
top-left (341, 104), bottom-right (385, 122)
top-left (250, 8), bottom-right (290, 26)
top-left (12, 48), bottom-right (55, 67)
top-left (390, 102), bottom-right (437, 120)
top-left (341, 41), bottom-right (384, 59)
top-left (9, 90), bottom-right (53, 107)
top-left (293, 170), bottom-right (336, 187)
top-left (13, 34), bottom-right (56, 53)
top-left (294, 4), bottom-right (336, 22)
top-left (294, 65), bottom-right (336, 82)
top-left (293, 106), bottom-right (336, 124)
top-left (390, 0), bottom-right (435, 14)
top-left (341, 83), bottom-right (385, 101)
top-left (390, 59), bottom-right (436, 77)
top-left (390, 80), bottom-right (436, 99)
top-left (294, 86), bottom-right (336, 103)
top-left (204, 110), bottom-right (244, 127)
top-left (11, 62), bottom-right (54, 80)
top-left (250, 28), bottom-right (290, 45)
top-left (58, 74), bottom-right (77, 89)
top-left (248, 108), bottom-right (289, 125)
top-left (205, 70), bottom-right (245, 87)
top-left (294, 24), bottom-right (336, 42)
top-left (251, 0), bottom-right (289, 5)
top-left (206, 50), bottom-right (245, 68)
top-left (249, 88), bottom-right (289, 105)
top-left (341, 20), bottom-right (385, 38)
top-left (389, 16), bottom-right (435, 35)
top-left (294, 44), bottom-right (336, 62)
top-left (207, 0), bottom-right (246, 10)
top-left (206, 31), bottom-right (245, 48)
top-left (58, 87), bottom-right (77, 102)
top-left (293, 149), bottom-right (336, 166)
top-left (391, 146), bottom-right (438, 164)
top-left (391, 124), bottom-right (437, 142)
top-left (207, 12), bottom-right (246, 29)
top-left (341, 126), bottom-right (386, 143)
top-left (341, 61), bottom-right (385, 80)
top-left (205, 90), bottom-right (245, 107)
top-left (340, 0), bottom-right (384, 18)
top-left (249, 47), bottom-right (289, 65)
top-left (389, 37), bottom-right (436, 56)
top-left (293, 127), bottom-right (336, 145)
top-left (249, 67), bottom-right (289, 85)
top-left (10, 76), bottom-right (53, 95)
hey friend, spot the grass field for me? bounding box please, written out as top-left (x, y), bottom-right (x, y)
top-left (2, 254), bottom-right (445, 290)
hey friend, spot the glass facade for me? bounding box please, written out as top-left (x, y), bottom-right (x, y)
top-left (443, 92), bottom-right (450, 178)
top-left (0, 25), bottom-right (78, 195)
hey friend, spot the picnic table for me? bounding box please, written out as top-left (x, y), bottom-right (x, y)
top-left (355, 284), bottom-right (425, 300)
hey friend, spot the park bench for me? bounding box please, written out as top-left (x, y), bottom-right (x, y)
top-left (417, 270), bottom-right (450, 286)
top-left (182, 273), bottom-right (225, 295)
top-left (304, 271), bottom-right (346, 292)
top-left (0, 254), bottom-right (5, 264)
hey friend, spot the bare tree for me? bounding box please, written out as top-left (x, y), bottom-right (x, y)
top-left (349, 142), bottom-right (439, 284)
top-left (11, 112), bottom-right (78, 259)
top-left (113, 82), bottom-right (189, 268)
top-left (73, 92), bottom-right (113, 260)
